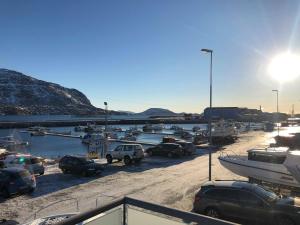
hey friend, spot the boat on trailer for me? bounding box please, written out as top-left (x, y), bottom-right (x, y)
top-left (218, 147), bottom-right (300, 190)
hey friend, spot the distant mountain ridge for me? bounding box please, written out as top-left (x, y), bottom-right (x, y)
top-left (0, 69), bottom-right (105, 115)
top-left (136, 108), bottom-right (178, 117)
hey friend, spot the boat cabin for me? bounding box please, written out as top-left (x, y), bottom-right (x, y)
top-left (247, 148), bottom-right (289, 164)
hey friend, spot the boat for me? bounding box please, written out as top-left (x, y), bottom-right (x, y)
top-left (173, 127), bottom-right (184, 136)
top-left (142, 124), bottom-right (153, 132)
top-left (74, 125), bottom-right (86, 132)
top-left (27, 126), bottom-right (49, 132)
top-left (82, 133), bottom-right (104, 144)
top-left (180, 131), bottom-right (193, 140)
top-left (30, 130), bottom-right (46, 136)
top-left (0, 136), bottom-right (29, 149)
top-left (112, 127), bottom-right (123, 132)
top-left (264, 122), bottom-right (275, 132)
top-left (192, 126), bottom-right (201, 132)
top-left (152, 124), bottom-right (164, 131)
top-left (127, 127), bottom-right (142, 135)
top-left (274, 133), bottom-right (300, 149)
top-left (120, 133), bottom-right (137, 141)
top-left (84, 124), bottom-right (103, 133)
top-left (218, 147), bottom-right (300, 190)
top-left (209, 120), bottom-right (238, 144)
top-left (105, 132), bottom-right (118, 139)
top-left (170, 125), bottom-right (183, 131)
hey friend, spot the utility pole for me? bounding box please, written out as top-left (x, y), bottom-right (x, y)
top-left (201, 48), bottom-right (213, 181)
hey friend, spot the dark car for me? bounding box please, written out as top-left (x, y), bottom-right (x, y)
top-left (176, 141), bottom-right (196, 155)
top-left (0, 168), bottom-right (36, 198)
top-left (59, 155), bottom-right (103, 176)
top-left (193, 180), bottom-right (300, 225)
top-left (146, 143), bottom-right (183, 158)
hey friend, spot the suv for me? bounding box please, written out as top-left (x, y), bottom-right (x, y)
top-left (0, 168), bottom-right (36, 198)
top-left (193, 180), bottom-right (300, 225)
top-left (106, 144), bottom-right (144, 165)
top-left (146, 143), bottom-right (183, 158)
top-left (59, 155), bottom-right (103, 176)
top-left (1, 154), bottom-right (45, 175)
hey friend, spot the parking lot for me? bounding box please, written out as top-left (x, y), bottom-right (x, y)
top-left (0, 131), bottom-right (268, 224)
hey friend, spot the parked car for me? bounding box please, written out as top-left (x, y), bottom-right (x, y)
top-left (0, 168), bottom-right (36, 198)
top-left (193, 180), bottom-right (300, 225)
top-left (146, 143), bottom-right (183, 158)
top-left (59, 155), bottom-right (103, 176)
top-left (176, 141), bottom-right (196, 155)
top-left (1, 154), bottom-right (45, 175)
top-left (106, 144), bottom-right (144, 165)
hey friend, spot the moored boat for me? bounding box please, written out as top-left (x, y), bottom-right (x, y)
top-left (218, 147), bottom-right (300, 190)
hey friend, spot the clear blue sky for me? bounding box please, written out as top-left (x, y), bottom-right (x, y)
top-left (0, 0), bottom-right (300, 113)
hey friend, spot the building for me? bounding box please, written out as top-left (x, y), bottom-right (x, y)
top-left (203, 107), bottom-right (262, 121)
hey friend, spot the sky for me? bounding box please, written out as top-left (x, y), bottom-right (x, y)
top-left (0, 0), bottom-right (300, 114)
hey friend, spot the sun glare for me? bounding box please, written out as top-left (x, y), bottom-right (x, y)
top-left (268, 52), bottom-right (300, 82)
top-left (269, 53), bottom-right (300, 82)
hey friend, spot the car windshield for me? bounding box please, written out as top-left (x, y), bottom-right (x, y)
top-left (254, 185), bottom-right (278, 202)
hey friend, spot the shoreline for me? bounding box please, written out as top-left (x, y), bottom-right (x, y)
top-left (0, 118), bottom-right (207, 129)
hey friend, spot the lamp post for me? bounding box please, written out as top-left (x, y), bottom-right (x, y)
top-left (104, 102), bottom-right (108, 132)
top-left (272, 90), bottom-right (279, 136)
top-left (201, 48), bottom-right (213, 181)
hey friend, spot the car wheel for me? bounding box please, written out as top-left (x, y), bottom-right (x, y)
top-left (205, 207), bottom-right (220, 219)
top-left (167, 152), bottom-right (173, 158)
top-left (276, 216), bottom-right (295, 225)
top-left (62, 168), bottom-right (68, 174)
top-left (148, 150), bottom-right (153, 156)
top-left (135, 159), bottom-right (141, 164)
top-left (124, 156), bottom-right (131, 165)
top-left (1, 188), bottom-right (10, 198)
top-left (82, 171), bottom-right (89, 177)
top-left (39, 171), bottom-right (44, 175)
top-left (106, 155), bottom-right (113, 164)
top-left (28, 188), bottom-right (35, 194)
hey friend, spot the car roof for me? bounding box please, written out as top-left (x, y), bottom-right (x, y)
top-left (119, 144), bottom-right (141, 146)
top-left (160, 143), bottom-right (180, 145)
top-left (202, 180), bottom-right (256, 190)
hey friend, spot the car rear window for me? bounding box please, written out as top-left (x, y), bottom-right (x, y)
top-left (204, 188), bottom-right (239, 201)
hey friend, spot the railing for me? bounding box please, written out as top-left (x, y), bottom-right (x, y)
top-left (55, 197), bottom-right (238, 225)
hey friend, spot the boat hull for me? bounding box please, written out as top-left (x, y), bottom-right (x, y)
top-left (219, 156), bottom-right (300, 188)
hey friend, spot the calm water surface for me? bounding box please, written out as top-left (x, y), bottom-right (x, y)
top-left (0, 124), bottom-right (207, 158)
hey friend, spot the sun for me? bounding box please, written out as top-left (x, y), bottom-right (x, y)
top-left (268, 52), bottom-right (300, 82)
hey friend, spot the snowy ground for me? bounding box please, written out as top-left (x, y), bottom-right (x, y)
top-left (0, 131), bottom-right (269, 224)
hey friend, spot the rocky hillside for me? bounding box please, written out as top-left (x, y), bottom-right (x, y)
top-left (0, 69), bottom-right (105, 115)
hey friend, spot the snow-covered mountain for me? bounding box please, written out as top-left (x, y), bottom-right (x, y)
top-left (0, 69), bottom-right (105, 115)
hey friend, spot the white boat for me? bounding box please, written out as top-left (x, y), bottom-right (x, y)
top-left (211, 120), bottom-right (237, 138)
top-left (218, 147), bottom-right (300, 189)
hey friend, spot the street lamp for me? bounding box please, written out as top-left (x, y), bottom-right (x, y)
top-left (272, 90), bottom-right (279, 135)
top-left (104, 102), bottom-right (108, 132)
top-left (201, 48), bottom-right (213, 181)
